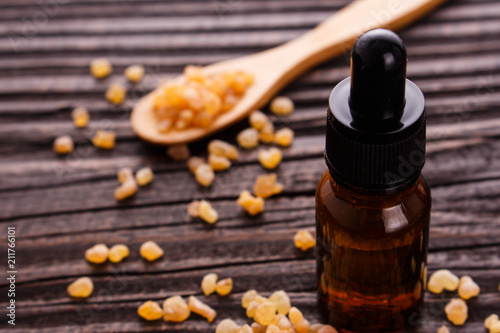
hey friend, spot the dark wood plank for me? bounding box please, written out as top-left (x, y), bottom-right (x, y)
top-left (0, 0), bottom-right (350, 22)
top-left (3, 19), bottom-right (500, 56)
top-left (2, 2), bottom-right (500, 40)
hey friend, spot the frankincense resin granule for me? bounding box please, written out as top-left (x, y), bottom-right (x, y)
top-left (188, 296), bottom-right (217, 322)
top-left (163, 296), bottom-right (191, 322)
top-left (90, 58), bottom-right (112, 79)
top-left (72, 107), bottom-right (90, 128)
top-left (85, 243), bottom-right (109, 264)
top-left (67, 277), bottom-right (94, 298)
top-left (140, 240), bottom-right (164, 261)
top-left (54, 135), bottom-right (74, 154)
top-left (137, 300), bottom-right (163, 321)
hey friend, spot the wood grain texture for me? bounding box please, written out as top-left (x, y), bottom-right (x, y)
top-left (0, 0), bottom-right (499, 332)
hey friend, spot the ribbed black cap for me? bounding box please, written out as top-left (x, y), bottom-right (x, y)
top-left (325, 29), bottom-right (426, 190)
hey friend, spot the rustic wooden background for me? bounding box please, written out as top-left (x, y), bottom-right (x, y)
top-left (1, 0), bottom-right (500, 332)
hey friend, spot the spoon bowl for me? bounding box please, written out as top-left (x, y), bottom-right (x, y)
top-left (131, 0), bottom-right (447, 145)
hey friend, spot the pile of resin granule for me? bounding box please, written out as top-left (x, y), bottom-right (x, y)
top-left (426, 269), bottom-right (500, 332)
top-left (153, 65), bottom-right (254, 132)
top-left (214, 289), bottom-right (338, 333)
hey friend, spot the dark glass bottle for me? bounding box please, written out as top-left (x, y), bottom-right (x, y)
top-left (316, 29), bottom-right (431, 332)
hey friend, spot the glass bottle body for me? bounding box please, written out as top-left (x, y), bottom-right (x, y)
top-left (316, 171), bottom-right (431, 333)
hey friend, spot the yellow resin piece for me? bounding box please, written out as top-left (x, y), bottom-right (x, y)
top-left (268, 290), bottom-right (291, 315)
top-left (251, 322), bottom-right (266, 333)
top-left (249, 110), bottom-right (270, 130)
top-left (135, 167), bottom-right (154, 186)
top-left (92, 130), bottom-right (116, 149)
top-left (53, 135), bottom-right (74, 154)
top-left (90, 58), bottom-right (112, 79)
top-left (72, 107), bottom-right (90, 128)
top-left (288, 307), bottom-right (303, 325)
top-left (270, 96), bottom-right (294, 116)
top-left (176, 109), bottom-right (195, 130)
top-left (163, 296), bottom-right (191, 322)
top-left (491, 322), bottom-right (500, 333)
top-left (253, 173), bottom-right (283, 199)
top-left (259, 122), bottom-right (275, 144)
top-left (265, 325), bottom-right (279, 332)
top-left (108, 244), bottom-right (130, 263)
top-left (241, 289), bottom-right (258, 309)
top-left (237, 190), bottom-right (264, 216)
top-left (208, 140), bottom-right (239, 160)
top-left (216, 318), bottom-right (238, 333)
top-left (140, 240), bottom-right (164, 261)
top-left (137, 300), bottom-right (163, 321)
top-left (167, 144), bottom-right (191, 161)
top-left (85, 243), bottom-right (109, 264)
top-left (246, 300), bottom-right (259, 318)
top-left (67, 277), bottom-right (94, 298)
top-left (187, 157), bottom-right (206, 174)
top-left (311, 324), bottom-right (338, 333)
top-left (311, 324), bottom-right (324, 333)
top-left (294, 318), bottom-right (311, 333)
top-left (237, 128), bottom-right (260, 149)
top-left (437, 326), bottom-right (449, 333)
top-left (444, 298), bottom-right (468, 326)
top-left (258, 148), bottom-right (282, 169)
top-left (187, 200), bottom-right (201, 218)
top-left (294, 230), bottom-right (316, 251)
top-left (153, 66), bottom-right (253, 132)
top-left (209, 153), bottom-right (232, 171)
top-left (157, 119), bottom-right (173, 133)
top-left (117, 167), bottom-right (133, 183)
top-left (193, 111), bottom-right (214, 128)
top-left (428, 269), bottom-right (460, 294)
top-left (195, 164), bottom-right (215, 187)
top-left (275, 314), bottom-right (293, 330)
top-left (188, 296), bottom-right (217, 322)
top-left (114, 178), bottom-right (137, 200)
top-left (201, 273), bottom-right (218, 296)
top-left (199, 200), bottom-right (218, 224)
top-left (276, 315), bottom-right (293, 332)
top-left (215, 278), bottom-right (233, 296)
top-left (485, 314), bottom-right (499, 329)
top-left (274, 128), bottom-right (294, 147)
top-left (318, 326), bottom-right (339, 333)
top-left (105, 83), bottom-right (127, 105)
top-left (124, 65), bottom-right (145, 83)
top-left (254, 301), bottom-right (277, 326)
top-left (254, 295), bottom-right (268, 304)
top-left (237, 325), bottom-right (253, 333)
top-left (458, 275), bottom-right (480, 300)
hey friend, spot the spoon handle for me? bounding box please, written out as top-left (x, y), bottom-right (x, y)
top-left (268, 0), bottom-right (448, 75)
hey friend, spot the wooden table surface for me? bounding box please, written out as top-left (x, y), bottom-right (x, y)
top-left (1, 0), bottom-right (500, 332)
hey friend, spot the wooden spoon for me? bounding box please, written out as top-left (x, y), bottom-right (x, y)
top-left (131, 0), bottom-right (447, 145)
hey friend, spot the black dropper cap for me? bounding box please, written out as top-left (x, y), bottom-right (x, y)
top-left (325, 29), bottom-right (426, 190)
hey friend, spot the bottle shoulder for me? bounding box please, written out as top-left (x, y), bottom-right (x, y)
top-left (316, 170), bottom-right (430, 209)
top-left (316, 170), bottom-right (431, 241)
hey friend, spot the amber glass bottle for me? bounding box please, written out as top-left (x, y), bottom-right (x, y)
top-left (316, 29), bottom-right (431, 332)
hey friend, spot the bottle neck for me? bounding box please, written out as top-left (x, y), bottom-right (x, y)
top-left (328, 170), bottom-right (422, 201)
